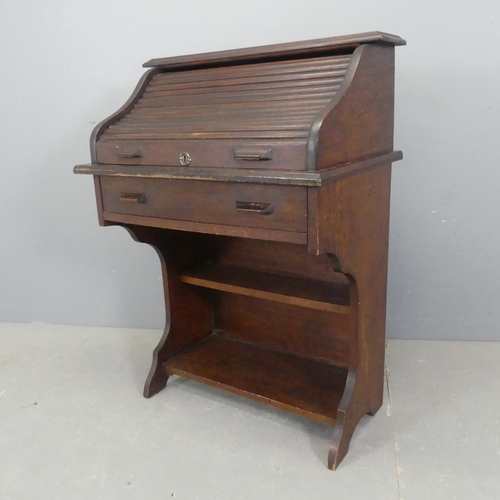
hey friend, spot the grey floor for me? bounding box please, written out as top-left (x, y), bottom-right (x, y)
top-left (1, 323), bottom-right (499, 500)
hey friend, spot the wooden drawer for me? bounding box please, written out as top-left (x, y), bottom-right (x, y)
top-left (100, 177), bottom-right (308, 233)
top-left (95, 139), bottom-right (308, 171)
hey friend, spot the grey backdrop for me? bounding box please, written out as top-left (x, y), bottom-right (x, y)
top-left (1, 0), bottom-right (499, 340)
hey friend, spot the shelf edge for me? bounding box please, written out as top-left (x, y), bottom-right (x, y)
top-left (180, 273), bottom-right (350, 314)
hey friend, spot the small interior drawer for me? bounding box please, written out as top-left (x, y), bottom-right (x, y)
top-left (100, 177), bottom-right (307, 233)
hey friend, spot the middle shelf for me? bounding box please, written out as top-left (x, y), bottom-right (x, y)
top-left (179, 263), bottom-right (351, 314)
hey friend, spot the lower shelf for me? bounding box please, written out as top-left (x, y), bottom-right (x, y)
top-left (165, 333), bottom-right (348, 425)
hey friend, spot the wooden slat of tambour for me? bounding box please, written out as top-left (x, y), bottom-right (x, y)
top-left (100, 131), bottom-right (310, 140)
top-left (143, 66), bottom-right (347, 91)
top-left (116, 114), bottom-right (321, 127)
top-left (113, 114), bottom-right (319, 126)
top-left (132, 93), bottom-right (334, 111)
top-left (138, 106), bottom-right (330, 118)
top-left (115, 120), bottom-right (317, 130)
top-left (146, 56), bottom-right (352, 86)
top-left (133, 95), bottom-right (338, 109)
top-left (106, 128), bottom-right (307, 140)
top-left (114, 119), bottom-right (316, 130)
top-left (122, 108), bottom-right (324, 121)
top-left (133, 95), bottom-right (336, 110)
top-left (146, 67), bottom-right (348, 87)
top-left (148, 64), bottom-right (345, 88)
top-left (165, 334), bottom-right (348, 424)
top-left (142, 85), bottom-right (337, 100)
top-left (143, 70), bottom-right (348, 94)
top-left (136, 78), bottom-right (342, 98)
top-left (136, 85), bottom-right (341, 103)
top-left (120, 116), bottom-right (319, 126)
top-left (179, 264), bottom-right (350, 314)
top-left (146, 75), bottom-right (343, 96)
top-left (109, 123), bottom-right (316, 133)
top-left (131, 92), bottom-right (335, 107)
top-left (95, 138), bottom-right (310, 147)
top-left (119, 105), bottom-right (334, 116)
top-left (110, 114), bottom-right (318, 124)
top-left (109, 120), bottom-right (315, 129)
top-left (145, 71), bottom-right (345, 93)
top-left (138, 98), bottom-right (323, 109)
top-left (143, 70), bottom-right (345, 98)
top-left (106, 122), bottom-right (314, 132)
top-left (127, 114), bottom-right (319, 121)
top-left (138, 88), bottom-right (338, 103)
top-left (125, 102), bottom-right (328, 115)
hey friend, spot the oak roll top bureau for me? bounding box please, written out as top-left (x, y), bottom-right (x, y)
top-left (74, 31), bottom-right (405, 469)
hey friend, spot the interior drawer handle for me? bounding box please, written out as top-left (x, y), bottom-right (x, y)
top-left (236, 201), bottom-right (274, 215)
top-left (115, 147), bottom-right (143, 158)
top-left (120, 192), bottom-right (148, 204)
top-left (234, 148), bottom-right (272, 161)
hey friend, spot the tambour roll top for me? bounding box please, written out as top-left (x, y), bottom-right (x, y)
top-left (100, 55), bottom-right (351, 142)
top-left (90, 31), bottom-right (405, 173)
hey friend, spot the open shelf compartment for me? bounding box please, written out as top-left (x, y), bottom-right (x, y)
top-left (179, 263), bottom-right (351, 314)
top-left (165, 333), bottom-right (348, 424)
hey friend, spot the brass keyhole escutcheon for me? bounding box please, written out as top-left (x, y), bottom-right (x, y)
top-left (179, 152), bottom-right (192, 166)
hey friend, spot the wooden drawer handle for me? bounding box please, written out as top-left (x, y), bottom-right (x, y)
top-left (115, 148), bottom-right (143, 158)
top-left (120, 192), bottom-right (148, 204)
top-left (234, 148), bottom-right (272, 161)
top-left (236, 201), bottom-right (274, 215)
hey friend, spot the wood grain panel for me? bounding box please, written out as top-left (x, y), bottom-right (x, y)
top-left (213, 292), bottom-right (351, 367)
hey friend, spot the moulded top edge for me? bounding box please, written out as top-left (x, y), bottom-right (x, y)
top-left (143, 31), bottom-right (406, 70)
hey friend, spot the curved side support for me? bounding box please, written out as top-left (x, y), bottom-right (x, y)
top-left (306, 43), bottom-right (396, 170)
top-left (309, 164), bottom-right (392, 469)
top-left (121, 225), bottom-right (213, 398)
top-left (327, 263), bottom-right (386, 469)
top-left (328, 370), bottom-right (357, 470)
top-left (90, 68), bottom-right (159, 162)
top-left (326, 267), bottom-right (362, 469)
top-left (141, 242), bottom-right (171, 398)
top-left (306, 44), bottom-right (367, 170)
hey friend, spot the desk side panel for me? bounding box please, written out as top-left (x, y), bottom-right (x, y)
top-left (308, 44), bottom-right (395, 169)
top-left (307, 164), bottom-right (392, 468)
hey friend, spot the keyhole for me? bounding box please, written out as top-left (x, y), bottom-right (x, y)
top-left (179, 152), bottom-right (192, 166)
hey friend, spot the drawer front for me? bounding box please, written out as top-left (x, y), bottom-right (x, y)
top-left (101, 177), bottom-right (307, 232)
top-left (95, 139), bottom-right (307, 171)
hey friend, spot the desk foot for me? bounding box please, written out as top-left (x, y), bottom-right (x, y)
top-left (367, 398), bottom-right (383, 417)
top-left (120, 225), bottom-right (213, 400)
top-left (327, 371), bottom-right (358, 470)
top-left (144, 361), bottom-right (169, 398)
top-left (328, 412), bottom-right (350, 470)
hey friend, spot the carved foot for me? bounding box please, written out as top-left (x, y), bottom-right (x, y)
top-left (366, 398), bottom-right (383, 417)
top-left (328, 402), bottom-right (382, 469)
top-left (328, 410), bottom-right (354, 470)
top-left (143, 358), bottom-right (169, 398)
